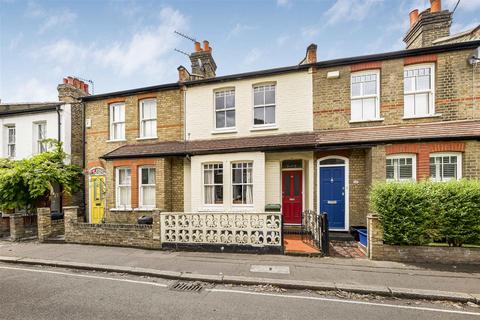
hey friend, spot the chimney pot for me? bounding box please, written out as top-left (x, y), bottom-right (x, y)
top-left (194, 41), bottom-right (202, 52)
top-left (203, 40), bottom-right (210, 52)
top-left (409, 9), bottom-right (419, 28)
top-left (430, 0), bottom-right (441, 12)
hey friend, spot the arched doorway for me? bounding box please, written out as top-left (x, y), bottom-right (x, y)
top-left (317, 156), bottom-right (349, 231)
top-left (88, 167), bottom-right (106, 224)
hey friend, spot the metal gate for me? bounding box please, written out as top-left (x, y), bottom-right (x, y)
top-left (301, 210), bottom-right (329, 255)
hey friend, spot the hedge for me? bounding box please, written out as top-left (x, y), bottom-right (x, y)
top-left (369, 180), bottom-right (480, 246)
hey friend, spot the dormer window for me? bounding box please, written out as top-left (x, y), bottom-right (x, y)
top-left (404, 64), bottom-right (435, 118)
top-left (215, 89), bottom-right (235, 129)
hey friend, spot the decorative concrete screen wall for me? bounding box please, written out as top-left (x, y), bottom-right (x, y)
top-left (367, 214), bottom-right (480, 265)
top-left (160, 212), bottom-right (283, 253)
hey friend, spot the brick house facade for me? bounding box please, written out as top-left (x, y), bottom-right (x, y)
top-left (81, 0), bottom-right (480, 232)
top-left (83, 86), bottom-right (184, 223)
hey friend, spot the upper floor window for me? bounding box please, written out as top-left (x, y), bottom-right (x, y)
top-left (404, 64), bottom-right (435, 118)
top-left (232, 162), bottom-right (253, 205)
top-left (139, 99), bottom-right (157, 138)
top-left (115, 167), bottom-right (131, 208)
top-left (253, 84), bottom-right (276, 126)
top-left (203, 163), bottom-right (223, 205)
top-left (139, 167), bottom-right (156, 208)
top-left (5, 125), bottom-right (15, 158)
top-left (215, 89), bottom-right (235, 129)
top-left (430, 153), bottom-right (462, 182)
top-left (110, 103), bottom-right (125, 140)
top-left (33, 122), bottom-right (47, 154)
top-left (351, 70), bottom-right (380, 122)
top-left (386, 154), bottom-right (416, 182)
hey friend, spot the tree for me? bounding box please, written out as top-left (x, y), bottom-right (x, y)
top-left (0, 140), bottom-right (83, 213)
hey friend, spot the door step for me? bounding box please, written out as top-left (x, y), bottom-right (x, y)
top-left (328, 231), bottom-right (354, 241)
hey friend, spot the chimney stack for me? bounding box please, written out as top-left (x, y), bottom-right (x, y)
top-left (189, 39), bottom-right (217, 80)
top-left (58, 76), bottom-right (90, 103)
top-left (403, 0), bottom-right (451, 49)
top-left (300, 43), bottom-right (318, 65)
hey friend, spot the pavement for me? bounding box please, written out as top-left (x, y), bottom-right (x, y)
top-left (2, 264), bottom-right (479, 320)
top-left (0, 240), bottom-right (479, 303)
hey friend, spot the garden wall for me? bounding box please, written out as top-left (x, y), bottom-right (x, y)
top-left (63, 207), bottom-right (161, 249)
top-left (367, 215), bottom-right (480, 264)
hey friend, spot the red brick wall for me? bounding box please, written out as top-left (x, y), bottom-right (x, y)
top-left (385, 141), bottom-right (465, 179)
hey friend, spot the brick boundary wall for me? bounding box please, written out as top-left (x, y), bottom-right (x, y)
top-left (37, 208), bottom-right (65, 241)
top-left (0, 217), bottom-right (9, 238)
top-left (64, 207), bottom-right (161, 249)
top-left (367, 214), bottom-right (480, 265)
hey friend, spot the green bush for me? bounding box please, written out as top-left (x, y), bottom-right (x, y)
top-left (369, 180), bottom-right (480, 246)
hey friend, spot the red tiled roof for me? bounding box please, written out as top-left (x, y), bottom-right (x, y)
top-left (102, 120), bottom-right (480, 159)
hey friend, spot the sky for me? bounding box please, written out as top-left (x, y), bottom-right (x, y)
top-left (0, 0), bottom-right (479, 102)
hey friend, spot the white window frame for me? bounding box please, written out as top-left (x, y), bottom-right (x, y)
top-left (139, 99), bottom-right (157, 139)
top-left (33, 121), bottom-right (47, 154)
top-left (139, 166), bottom-right (156, 209)
top-left (231, 162), bottom-right (253, 206)
top-left (115, 167), bottom-right (131, 209)
top-left (202, 163), bottom-right (224, 206)
top-left (253, 84), bottom-right (276, 127)
top-left (386, 154), bottom-right (417, 182)
top-left (429, 152), bottom-right (462, 182)
top-left (403, 63), bottom-right (436, 118)
top-left (5, 125), bottom-right (15, 158)
top-left (214, 89), bottom-right (236, 130)
top-left (109, 103), bottom-right (126, 141)
top-left (350, 70), bottom-right (381, 122)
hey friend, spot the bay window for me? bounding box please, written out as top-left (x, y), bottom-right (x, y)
top-left (430, 153), bottom-right (462, 182)
top-left (386, 155), bottom-right (416, 182)
top-left (203, 163), bottom-right (223, 205)
top-left (139, 167), bottom-right (156, 208)
top-left (139, 99), bottom-right (157, 138)
top-left (110, 103), bottom-right (125, 140)
top-left (404, 64), bottom-right (435, 118)
top-left (253, 84), bottom-right (276, 126)
top-left (350, 70), bottom-right (380, 122)
top-left (215, 89), bottom-right (235, 129)
top-left (232, 162), bottom-right (253, 205)
top-left (115, 167), bottom-right (131, 208)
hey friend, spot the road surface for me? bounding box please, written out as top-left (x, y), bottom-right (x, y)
top-left (0, 263), bottom-right (478, 320)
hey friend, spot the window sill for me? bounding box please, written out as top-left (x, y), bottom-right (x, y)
top-left (198, 206), bottom-right (225, 212)
top-left (349, 118), bottom-right (384, 124)
top-left (211, 128), bottom-right (237, 135)
top-left (110, 208), bottom-right (133, 212)
top-left (250, 125), bottom-right (278, 132)
top-left (136, 137), bottom-right (158, 141)
top-left (106, 139), bottom-right (127, 143)
top-left (134, 207), bottom-right (159, 211)
top-left (402, 114), bottom-right (442, 120)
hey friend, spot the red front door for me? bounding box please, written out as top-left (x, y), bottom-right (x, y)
top-left (282, 170), bottom-right (303, 224)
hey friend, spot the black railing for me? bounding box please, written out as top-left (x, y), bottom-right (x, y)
top-left (300, 210), bottom-right (329, 255)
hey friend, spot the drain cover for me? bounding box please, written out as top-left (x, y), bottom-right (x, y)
top-left (169, 281), bottom-right (205, 292)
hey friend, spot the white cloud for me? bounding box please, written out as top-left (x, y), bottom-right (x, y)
top-left (93, 7), bottom-right (187, 77)
top-left (25, 2), bottom-right (77, 34)
top-left (276, 34), bottom-right (290, 46)
top-left (227, 23), bottom-right (256, 39)
top-left (444, 0), bottom-right (480, 11)
top-left (324, 0), bottom-right (383, 25)
top-left (5, 78), bottom-right (56, 103)
top-left (451, 21), bottom-right (480, 34)
top-left (243, 48), bottom-right (262, 66)
top-left (277, 0), bottom-right (291, 7)
top-left (8, 33), bottom-right (24, 50)
top-left (301, 25), bottom-right (321, 38)
top-left (41, 39), bottom-right (88, 64)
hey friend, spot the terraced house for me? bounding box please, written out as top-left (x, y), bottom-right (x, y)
top-left (83, 0), bottom-right (479, 240)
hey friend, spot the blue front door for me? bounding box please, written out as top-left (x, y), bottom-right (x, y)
top-left (319, 166), bottom-right (346, 230)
